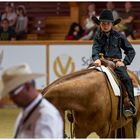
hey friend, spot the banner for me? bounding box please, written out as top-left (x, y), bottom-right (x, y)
top-left (0, 45), bottom-right (46, 89)
top-left (0, 43), bottom-right (139, 86)
top-left (49, 44), bottom-right (140, 83)
top-left (49, 44), bottom-right (92, 83)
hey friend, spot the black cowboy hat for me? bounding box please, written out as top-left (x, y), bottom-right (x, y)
top-left (92, 9), bottom-right (121, 26)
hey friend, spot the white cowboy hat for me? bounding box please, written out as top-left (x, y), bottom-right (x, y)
top-left (0, 64), bottom-right (44, 98)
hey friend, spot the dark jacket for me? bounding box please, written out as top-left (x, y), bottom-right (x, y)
top-left (92, 29), bottom-right (135, 65)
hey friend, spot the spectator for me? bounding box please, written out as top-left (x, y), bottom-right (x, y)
top-left (0, 64), bottom-right (63, 138)
top-left (85, 3), bottom-right (96, 26)
top-left (81, 3), bottom-right (98, 40)
top-left (120, 2), bottom-right (135, 39)
top-left (1, 3), bottom-right (17, 28)
top-left (16, 5), bottom-right (28, 40)
top-left (0, 18), bottom-right (16, 40)
top-left (65, 22), bottom-right (85, 40)
top-left (106, 2), bottom-right (119, 20)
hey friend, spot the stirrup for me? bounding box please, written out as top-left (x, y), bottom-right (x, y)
top-left (123, 108), bottom-right (133, 117)
top-left (130, 102), bottom-right (137, 116)
top-left (123, 102), bottom-right (137, 117)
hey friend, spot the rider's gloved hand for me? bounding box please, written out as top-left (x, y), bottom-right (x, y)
top-left (94, 59), bottom-right (101, 67)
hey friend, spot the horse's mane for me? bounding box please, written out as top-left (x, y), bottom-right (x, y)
top-left (42, 67), bottom-right (97, 95)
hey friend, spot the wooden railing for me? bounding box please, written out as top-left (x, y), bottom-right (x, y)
top-left (0, 40), bottom-right (140, 45)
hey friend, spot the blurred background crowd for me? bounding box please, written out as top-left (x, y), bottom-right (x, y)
top-left (0, 1), bottom-right (139, 41)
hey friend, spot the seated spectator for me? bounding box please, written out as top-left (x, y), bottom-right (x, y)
top-left (84, 3), bottom-right (96, 29)
top-left (81, 3), bottom-right (98, 40)
top-left (16, 5), bottom-right (28, 40)
top-left (120, 2), bottom-right (135, 39)
top-left (106, 2), bottom-right (119, 20)
top-left (0, 18), bottom-right (16, 40)
top-left (65, 22), bottom-right (85, 40)
top-left (1, 3), bottom-right (17, 28)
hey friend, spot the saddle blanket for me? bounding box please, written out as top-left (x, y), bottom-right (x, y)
top-left (92, 65), bottom-right (140, 97)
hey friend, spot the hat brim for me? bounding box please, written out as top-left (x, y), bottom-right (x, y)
top-left (92, 16), bottom-right (121, 26)
top-left (1, 73), bottom-right (44, 98)
top-left (92, 16), bottom-right (100, 25)
top-left (113, 18), bottom-right (121, 26)
top-left (100, 19), bottom-right (114, 23)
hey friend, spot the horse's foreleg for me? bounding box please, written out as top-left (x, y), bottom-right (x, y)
top-left (123, 118), bottom-right (137, 138)
top-left (116, 127), bottom-right (125, 138)
top-left (132, 116), bottom-right (137, 138)
top-left (116, 119), bottom-right (135, 138)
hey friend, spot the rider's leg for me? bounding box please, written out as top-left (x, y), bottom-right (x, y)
top-left (114, 66), bottom-right (136, 116)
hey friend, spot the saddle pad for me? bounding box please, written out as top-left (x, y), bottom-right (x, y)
top-left (96, 65), bottom-right (120, 96)
top-left (94, 65), bottom-right (140, 97)
top-left (134, 87), bottom-right (140, 96)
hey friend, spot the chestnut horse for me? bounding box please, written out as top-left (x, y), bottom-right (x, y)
top-left (42, 66), bottom-right (140, 138)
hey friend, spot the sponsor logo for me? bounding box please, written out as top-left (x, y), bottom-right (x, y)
top-left (81, 56), bottom-right (92, 66)
top-left (53, 55), bottom-right (75, 77)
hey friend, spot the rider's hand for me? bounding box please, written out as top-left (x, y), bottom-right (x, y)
top-left (94, 59), bottom-right (101, 67)
top-left (116, 60), bottom-right (125, 67)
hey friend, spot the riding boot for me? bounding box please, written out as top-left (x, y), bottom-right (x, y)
top-left (124, 79), bottom-right (135, 106)
top-left (122, 79), bottom-right (137, 117)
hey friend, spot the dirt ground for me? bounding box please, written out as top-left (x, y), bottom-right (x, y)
top-left (0, 108), bottom-right (140, 138)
